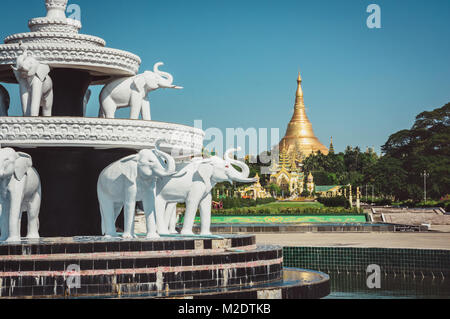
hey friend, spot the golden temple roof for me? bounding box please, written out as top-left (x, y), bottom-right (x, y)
top-left (279, 72), bottom-right (328, 156)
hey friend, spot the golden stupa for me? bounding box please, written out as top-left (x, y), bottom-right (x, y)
top-left (279, 73), bottom-right (329, 156)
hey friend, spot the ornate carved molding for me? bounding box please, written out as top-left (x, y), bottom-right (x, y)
top-left (0, 117), bottom-right (205, 156)
top-left (28, 18), bottom-right (81, 33)
top-left (5, 32), bottom-right (106, 47)
top-left (45, 0), bottom-right (68, 10)
top-left (0, 44), bottom-right (141, 76)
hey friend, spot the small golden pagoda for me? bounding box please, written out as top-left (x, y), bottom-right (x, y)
top-left (239, 174), bottom-right (272, 200)
top-left (279, 73), bottom-right (329, 156)
top-left (269, 143), bottom-right (304, 195)
top-left (329, 136), bottom-right (335, 154)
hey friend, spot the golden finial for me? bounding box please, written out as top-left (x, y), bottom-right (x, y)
top-left (296, 72), bottom-right (304, 101)
top-left (297, 71), bottom-right (302, 83)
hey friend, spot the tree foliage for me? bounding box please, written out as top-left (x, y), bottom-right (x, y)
top-left (302, 102), bottom-right (449, 201)
top-left (376, 102), bottom-right (450, 200)
top-left (303, 147), bottom-right (377, 186)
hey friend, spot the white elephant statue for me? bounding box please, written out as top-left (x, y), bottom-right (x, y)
top-left (157, 148), bottom-right (257, 236)
top-left (97, 141), bottom-right (177, 239)
top-left (166, 203), bottom-right (178, 234)
top-left (0, 84), bottom-right (10, 116)
top-left (0, 147), bottom-right (42, 242)
top-left (99, 62), bottom-right (183, 121)
top-left (11, 48), bottom-right (53, 117)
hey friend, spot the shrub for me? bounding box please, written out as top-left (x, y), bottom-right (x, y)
top-left (366, 197), bottom-right (393, 206)
top-left (317, 196), bottom-right (349, 208)
top-left (213, 197), bottom-right (276, 209)
top-left (212, 206), bottom-right (362, 216)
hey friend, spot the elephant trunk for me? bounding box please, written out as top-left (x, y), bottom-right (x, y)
top-left (153, 140), bottom-right (176, 177)
top-left (224, 148), bottom-right (257, 183)
top-left (154, 62), bottom-right (174, 87)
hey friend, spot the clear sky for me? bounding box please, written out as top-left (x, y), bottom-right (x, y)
top-left (1, 0), bottom-right (449, 155)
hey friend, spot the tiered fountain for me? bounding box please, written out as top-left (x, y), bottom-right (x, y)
top-left (0, 0), bottom-right (329, 299)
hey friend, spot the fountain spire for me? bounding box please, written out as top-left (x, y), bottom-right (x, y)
top-left (45, 0), bottom-right (68, 19)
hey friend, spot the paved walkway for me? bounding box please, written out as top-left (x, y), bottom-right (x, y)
top-left (256, 232), bottom-right (450, 250)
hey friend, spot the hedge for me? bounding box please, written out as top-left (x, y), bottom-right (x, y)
top-left (212, 197), bottom-right (276, 209)
top-left (317, 196), bottom-right (350, 208)
top-left (211, 206), bottom-right (363, 216)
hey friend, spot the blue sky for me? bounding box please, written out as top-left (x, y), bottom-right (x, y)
top-left (1, 0), bottom-right (449, 154)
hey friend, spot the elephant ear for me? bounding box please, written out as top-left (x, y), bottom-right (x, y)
top-left (35, 64), bottom-right (50, 82)
top-left (118, 155), bottom-right (139, 184)
top-left (197, 162), bottom-right (214, 194)
top-left (14, 152), bottom-right (33, 181)
top-left (132, 75), bottom-right (146, 94)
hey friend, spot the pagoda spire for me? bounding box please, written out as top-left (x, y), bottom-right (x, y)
top-left (295, 72), bottom-right (304, 107)
top-left (279, 71), bottom-right (329, 156)
top-left (329, 136), bottom-right (335, 154)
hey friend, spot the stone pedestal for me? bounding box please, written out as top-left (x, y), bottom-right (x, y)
top-left (50, 68), bottom-right (92, 117)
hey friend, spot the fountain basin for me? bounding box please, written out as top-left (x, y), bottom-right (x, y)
top-left (0, 235), bottom-right (330, 299)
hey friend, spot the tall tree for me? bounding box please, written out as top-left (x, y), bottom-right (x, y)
top-left (381, 103), bottom-right (450, 200)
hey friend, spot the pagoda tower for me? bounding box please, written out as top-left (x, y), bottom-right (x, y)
top-left (279, 73), bottom-right (329, 156)
top-left (329, 137), bottom-right (335, 154)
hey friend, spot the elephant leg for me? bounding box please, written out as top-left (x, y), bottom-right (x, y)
top-left (166, 203), bottom-right (178, 234)
top-left (0, 200), bottom-right (10, 241)
top-left (41, 90), bottom-right (53, 117)
top-left (199, 193), bottom-right (212, 236)
top-left (20, 91), bottom-right (29, 116)
top-left (143, 197), bottom-right (159, 238)
top-left (180, 196), bottom-right (202, 236)
top-left (7, 180), bottom-right (26, 242)
top-left (30, 81), bottom-right (43, 117)
top-left (101, 97), bottom-right (117, 119)
top-left (163, 202), bottom-right (172, 231)
top-left (98, 107), bottom-right (105, 118)
top-left (99, 196), bottom-right (118, 237)
top-left (113, 203), bottom-right (123, 226)
top-left (141, 98), bottom-right (151, 121)
top-left (154, 196), bottom-right (169, 235)
top-left (129, 92), bottom-right (142, 120)
top-left (122, 187), bottom-right (137, 239)
top-left (26, 191), bottom-right (41, 239)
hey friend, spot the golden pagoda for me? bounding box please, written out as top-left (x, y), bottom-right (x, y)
top-left (239, 174), bottom-right (272, 200)
top-left (269, 142), bottom-right (304, 195)
top-left (329, 136), bottom-right (335, 154)
top-left (279, 72), bottom-right (329, 156)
